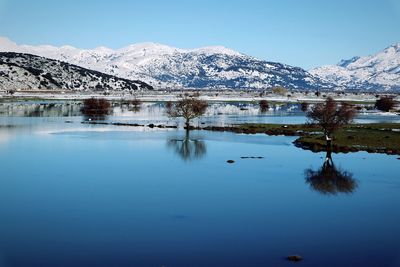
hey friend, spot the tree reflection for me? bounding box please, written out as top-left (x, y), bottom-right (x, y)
top-left (304, 150), bottom-right (357, 195)
top-left (167, 131), bottom-right (207, 161)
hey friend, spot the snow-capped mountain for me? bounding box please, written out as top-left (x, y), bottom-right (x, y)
top-left (310, 43), bottom-right (400, 91)
top-left (0, 52), bottom-right (153, 91)
top-left (0, 37), bottom-right (331, 90)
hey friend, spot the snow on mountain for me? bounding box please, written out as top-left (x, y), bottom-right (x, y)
top-left (311, 43), bottom-right (400, 91)
top-left (338, 56), bottom-right (360, 68)
top-left (0, 37), bottom-right (19, 51)
top-left (188, 46), bottom-right (242, 56)
top-left (0, 52), bottom-right (153, 91)
top-left (0, 37), bottom-right (332, 90)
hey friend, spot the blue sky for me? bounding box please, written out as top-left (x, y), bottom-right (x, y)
top-left (0, 0), bottom-right (399, 69)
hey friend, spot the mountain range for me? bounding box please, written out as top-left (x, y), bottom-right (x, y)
top-left (310, 43), bottom-right (400, 91)
top-left (0, 52), bottom-right (153, 91)
top-left (0, 37), bottom-right (399, 91)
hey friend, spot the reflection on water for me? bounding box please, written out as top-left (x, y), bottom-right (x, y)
top-left (0, 126), bottom-right (18, 144)
top-left (305, 151), bottom-right (358, 195)
top-left (167, 131), bottom-right (207, 161)
top-left (1, 101), bottom-right (399, 126)
top-left (0, 101), bottom-right (83, 117)
top-left (129, 106), bottom-right (141, 113)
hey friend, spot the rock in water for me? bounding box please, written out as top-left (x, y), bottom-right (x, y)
top-left (286, 255), bottom-right (303, 262)
top-left (226, 160), bottom-right (235, 164)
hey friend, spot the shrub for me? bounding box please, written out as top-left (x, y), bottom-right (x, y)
top-left (375, 96), bottom-right (395, 112)
top-left (130, 98), bottom-right (142, 108)
top-left (259, 100), bottom-right (269, 113)
top-left (271, 86), bottom-right (288, 96)
top-left (81, 98), bottom-right (111, 117)
top-left (7, 90), bottom-right (15, 95)
top-left (129, 98), bottom-right (142, 112)
top-left (300, 102), bottom-right (309, 112)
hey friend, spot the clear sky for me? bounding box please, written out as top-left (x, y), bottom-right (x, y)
top-left (0, 0), bottom-right (399, 69)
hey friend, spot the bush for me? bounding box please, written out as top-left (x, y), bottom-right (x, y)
top-left (130, 98), bottom-right (142, 107)
top-left (259, 100), bottom-right (269, 113)
top-left (375, 96), bottom-right (395, 112)
top-left (129, 98), bottom-right (142, 112)
top-left (81, 98), bottom-right (111, 117)
top-left (7, 90), bottom-right (15, 95)
top-left (271, 86), bottom-right (287, 96)
top-left (300, 102), bottom-right (308, 112)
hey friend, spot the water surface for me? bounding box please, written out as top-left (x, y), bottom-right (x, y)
top-left (0, 102), bottom-right (399, 267)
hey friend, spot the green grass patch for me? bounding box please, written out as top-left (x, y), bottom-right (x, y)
top-left (204, 123), bottom-right (400, 154)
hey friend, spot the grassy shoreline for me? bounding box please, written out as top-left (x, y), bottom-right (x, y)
top-left (195, 123), bottom-right (400, 155)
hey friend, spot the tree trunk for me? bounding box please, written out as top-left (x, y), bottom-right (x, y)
top-left (185, 118), bottom-right (190, 132)
top-left (325, 134), bottom-right (332, 150)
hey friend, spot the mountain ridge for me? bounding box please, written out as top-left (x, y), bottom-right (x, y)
top-left (0, 52), bottom-right (153, 91)
top-left (0, 37), bottom-right (332, 90)
top-left (1, 37), bottom-right (399, 91)
top-left (310, 43), bottom-right (400, 91)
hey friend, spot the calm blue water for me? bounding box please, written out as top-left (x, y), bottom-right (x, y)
top-left (0, 102), bottom-right (399, 267)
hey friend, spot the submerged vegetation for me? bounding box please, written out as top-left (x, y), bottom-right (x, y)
top-left (375, 96), bottom-right (396, 112)
top-left (300, 102), bottom-right (309, 112)
top-left (129, 98), bottom-right (142, 112)
top-left (259, 100), bottom-right (269, 113)
top-left (81, 98), bottom-right (111, 118)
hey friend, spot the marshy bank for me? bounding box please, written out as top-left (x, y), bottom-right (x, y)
top-left (192, 123), bottom-right (400, 155)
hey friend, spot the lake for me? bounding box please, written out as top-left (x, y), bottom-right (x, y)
top-left (0, 101), bottom-right (399, 267)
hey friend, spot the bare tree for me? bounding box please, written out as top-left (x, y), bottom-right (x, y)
top-left (166, 95), bottom-right (208, 130)
top-left (306, 97), bottom-right (357, 147)
top-left (375, 96), bottom-right (395, 112)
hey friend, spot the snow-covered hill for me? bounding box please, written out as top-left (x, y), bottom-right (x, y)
top-left (310, 43), bottom-right (400, 91)
top-left (0, 52), bottom-right (153, 91)
top-left (0, 37), bottom-right (331, 90)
